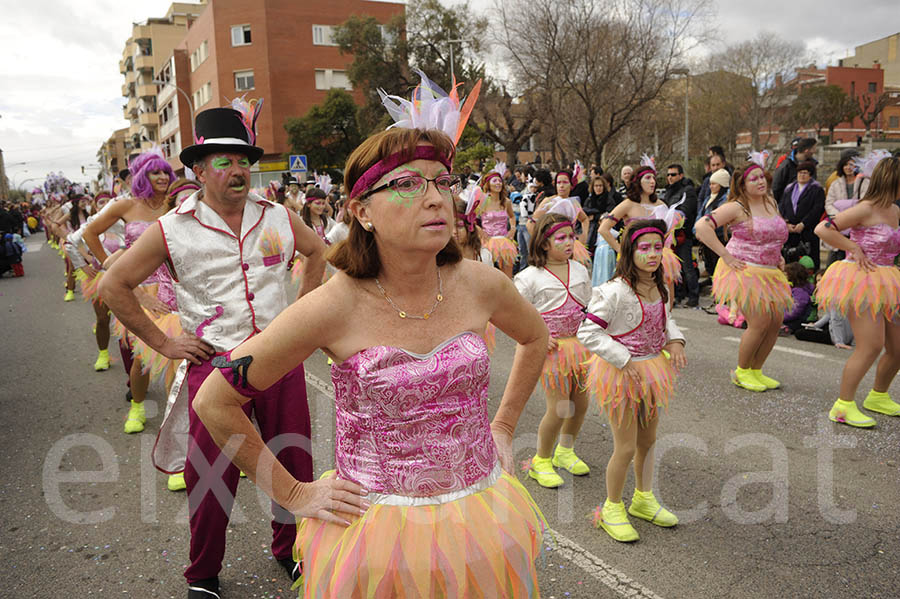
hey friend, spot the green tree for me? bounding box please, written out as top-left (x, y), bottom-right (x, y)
top-left (792, 85), bottom-right (857, 141)
top-left (284, 89), bottom-right (362, 170)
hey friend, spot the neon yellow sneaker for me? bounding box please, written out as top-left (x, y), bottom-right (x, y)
top-left (63, 289), bottom-right (75, 302)
top-left (552, 445), bottom-right (590, 475)
top-left (594, 499), bottom-right (639, 542)
top-left (862, 390), bottom-right (900, 416)
top-left (628, 489), bottom-right (678, 527)
top-left (731, 367), bottom-right (766, 392)
top-left (124, 400), bottom-right (146, 433)
top-left (751, 369), bottom-right (781, 390)
top-left (94, 349), bottom-right (110, 371)
top-left (829, 399), bottom-right (876, 428)
top-left (528, 455), bottom-right (564, 488)
top-left (167, 472), bottom-right (186, 492)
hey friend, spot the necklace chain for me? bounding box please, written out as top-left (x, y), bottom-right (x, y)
top-left (375, 268), bottom-right (444, 320)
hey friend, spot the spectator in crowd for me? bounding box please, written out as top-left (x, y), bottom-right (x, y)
top-left (583, 175), bottom-right (614, 256)
top-left (695, 168), bottom-right (731, 276)
top-left (532, 169), bottom-right (555, 203)
top-left (617, 165), bottom-right (633, 196)
top-left (511, 166), bottom-right (529, 192)
top-left (775, 137), bottom-right (801, 170)
top-left (797, 311), bottom-right (854, 349)
top-left (825, 149), bottom-right (859, 197)
top-left (773, 137), bottom-right (817, 203)
top-left (664, 164), bottom-right (700, 307)
top-left (697, 146), bottom-right (730, 209)
top-left (778, 160), bottom-right (825, 269)
top-left (782, 262), bottom-right (815, 334)
top-left (825, 152), bottom-right (860, 216)
top-left (602, 172), bottom-right (622, 206)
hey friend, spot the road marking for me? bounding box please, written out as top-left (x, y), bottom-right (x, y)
top-left (723, 336), bottom-right (829, 359)
top-left (305, 368), bottom-right (664, 599)
top-left (26, 242), bottom-right (43, 253)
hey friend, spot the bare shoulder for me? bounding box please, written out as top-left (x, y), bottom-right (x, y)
top-left (283, 270), bottom-right (359, 342)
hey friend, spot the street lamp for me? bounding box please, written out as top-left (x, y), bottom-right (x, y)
top-left (11, 171), bottom-right (28, 188)
top-left (152, 77), bottom-right (196, 142)
top-left (671, 67), bottom-right (690, 167)
top-left (446, 38), bottom-right (473, 83)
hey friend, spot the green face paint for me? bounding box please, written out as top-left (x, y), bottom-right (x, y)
top-left (211, 157), bottom-right (232, 170)
top-left (381, 165), bottom-right (426, 207)
top-left (237, 157), bottom-right (250, 168)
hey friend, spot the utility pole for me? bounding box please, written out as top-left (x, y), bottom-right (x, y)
top-left (671, 67), bottom-right (690, 167)
top-left (0, 149), bottom-right (9, 201)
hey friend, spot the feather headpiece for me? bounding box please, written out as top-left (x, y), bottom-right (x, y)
top-left (853, 149), bottom-right (891, 179)
top-left (546, 197), bottom-right (579, 222)
top-left (229, 95), bottom-right (264, 146)
top-left (634, 154), bottom-right (656, 180)
top-left (747, 150), bottom-right (771, 170)
top-left (458, 181), bottom-right (487, 231)
top-left (573, 160), bottom-right (586, 184)
top-left (314, 171), bottom-right (333, 196)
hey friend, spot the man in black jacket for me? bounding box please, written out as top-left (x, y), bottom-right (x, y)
top-left (664, 164), bottom-right (700, 307)
top-left (773, 137), bottom-right (817, 203)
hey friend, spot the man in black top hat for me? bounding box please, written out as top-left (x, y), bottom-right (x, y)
top-left (100, 104), bottom-right (326, 599)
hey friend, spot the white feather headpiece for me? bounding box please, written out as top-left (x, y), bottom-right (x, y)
top-left (546, 197), bottom-right (579, 222)
top-left (853, 150), bottom-right (892, 179)
top-left (747, 150), bottom-right (771, 170)
top-left (640, 154), bottom-right (655, 170)
top-left (314, 171), bottom-right (333, 196)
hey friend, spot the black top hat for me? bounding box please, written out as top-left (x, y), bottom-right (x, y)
top-left (180, 107), bottom-right (265, 168)
top-left (286, 177), bottom-right (300, 186)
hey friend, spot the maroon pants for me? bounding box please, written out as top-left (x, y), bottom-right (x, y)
top-left (183, 358), bottom-right (312, 584)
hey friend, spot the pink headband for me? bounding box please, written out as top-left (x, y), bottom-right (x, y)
top-left (633, 167), bottom-right (656, 181)
top-left (543, 221), bottom-right (574, 241)
top-left (743, 163), bottom-right (763, 178)
top-left (167, 183), bottom-right (200, 198)
top-left (483, 172), bottom-right (502, 183)
top-left (350, 145), bottom-right (453, 199)
top-left (630, 226), bottom-right (665, 242)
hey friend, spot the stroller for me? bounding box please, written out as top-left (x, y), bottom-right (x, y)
top-left (1, 233), bottom-right (24, 277)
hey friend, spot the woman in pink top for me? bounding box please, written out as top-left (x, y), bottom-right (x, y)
top-left (696, 152), bottom-right (792, 393)
top-left (479, 163), bottom-right (518, 277)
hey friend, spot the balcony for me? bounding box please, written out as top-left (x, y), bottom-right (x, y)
top-left (125, 69), bottom-right (137, 84)
top-left (129, 122), bottom-right (142, 138)
top-left (125, 96), bottom-right (138, 114)
top-left (121, 83), bottom-right (129, 97)
top-left (137, 84), bottom-right (157, 98)
top-left (119, 59), bottom-right (126, 74)
top-left (139, 112), bottom-right (159, 127)
top-left (135, 55), bottom-right (154, 71)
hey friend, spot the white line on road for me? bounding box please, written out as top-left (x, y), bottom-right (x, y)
top-left (723, 336), bottom-right (831, 359)
top-left (304, 368), bottom-right (664, 599)
top-left (25, 243), bottom-right (43, 253)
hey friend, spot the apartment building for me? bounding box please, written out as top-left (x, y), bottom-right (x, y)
top-left (98, 128), bottom-right (130, 182)
top-left (840, 32), bottom-right (900, 87)
top-left (119, 2), bottom-right (206, 155)
top-left (169, 0), bottom-right (404, 185)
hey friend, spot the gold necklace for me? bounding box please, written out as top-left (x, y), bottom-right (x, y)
top-left (375, 269), bottom-right (444, 319)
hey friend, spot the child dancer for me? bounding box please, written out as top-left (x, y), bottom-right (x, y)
top-left (454, 194), bottom-right (492, 264)
top-left (814, 155), bottom-right (900, 427)
top-left (517, 213), bottom-right (592, 488)
top-left (291, 188), bottom-right (336, 283)
top-left (578, 218), bottom-right (687, 542)
top-left (695, 152), bottom-right (792, 392)
top-left (530, 170), bottom-right (592, 267)
top-left (480, 163), bottom-right (518, 277)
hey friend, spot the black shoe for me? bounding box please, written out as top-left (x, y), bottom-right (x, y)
top-left (187, 577), bottom-right (220, 598)
top-left (277, 556), bottom-right (302, 582)
top-left (126, 389), bottom-right (133, 402)
top-left (686, 298), bottom-right (699, 308)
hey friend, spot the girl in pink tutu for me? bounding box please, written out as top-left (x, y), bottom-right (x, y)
top-left (578, 218), bottom-right (687, 543)
top-left (529, 170), bottom-right (592, 268)
top-left (479, 163), bottom-right (518, 277)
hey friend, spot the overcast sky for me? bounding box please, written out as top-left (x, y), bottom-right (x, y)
top-left (2, 0), bottom-right (898, 190)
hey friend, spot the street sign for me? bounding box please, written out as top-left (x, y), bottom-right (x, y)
top-left (289, 154), bottom-right (308, 173)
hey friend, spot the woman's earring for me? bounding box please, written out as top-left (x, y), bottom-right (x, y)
top-left (364, 222), bottom-right (374, 231)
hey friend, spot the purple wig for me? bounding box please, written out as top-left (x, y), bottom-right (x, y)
top-left (130, 151), bottom-right (175, 200)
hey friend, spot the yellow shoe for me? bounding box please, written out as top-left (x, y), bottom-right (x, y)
top-left (239, 470), bottom-right (247, 478)
top-left (124, 400), bottom-right (146, 433)
top-left (94, 349), bottom-right (110, 371)
top-left (63, 289), bottom-right (75, 302)
top-left (731, 367), bottom-right (766, 392)
top-left (829, 399), bottom-right (876, 428)
top-left (528, 455), bottom-right (564, 488)
top-left (552, 445), bottom-right (590, 475)
top-left (167, 472), bottom-right (186, 492)
top-left (594, 499), bottom-right (639, 542)
top-left (751, 369), bottom-right (780, 390)
top-left (862, 390), bottom-right (900, 416)
top-left (628, 489), bottom-right (678, 527)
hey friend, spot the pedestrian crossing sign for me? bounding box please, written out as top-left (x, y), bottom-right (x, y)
top-left (289, 154), bottom-right (308, 173)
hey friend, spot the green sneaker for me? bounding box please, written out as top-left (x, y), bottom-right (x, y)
top-left (124, 400), bottom-right (146, 434)
top-left (63, 289), bottom-right (75, 302)
top-left (751, 369), bottom-right (781, 390)
top-left (732, 367), bottom-right (766, 392)
top-left (594, 499), bottom-right (639, 542)
top-left (167, 472), bottom-right (186, 492)
top-left (829, 399), bottom-right (876, 428)
top-left (552, 445), bottom-right (590, 475)
top-left (528, 455), bottom-right (564, 488)
top-left (628, 489), bottom-right (678, 527)
top-left (94, 349), bottom-right (110, 371)
top-left (862, 390), bottom-right (900, 416)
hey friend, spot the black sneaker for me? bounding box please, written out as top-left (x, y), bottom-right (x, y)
top-left (277, 556), bottom-right (302, 582)
top-left (686, 298), bottom-right (699, 308)
top-left (187, 577), bottom-right (220, 598)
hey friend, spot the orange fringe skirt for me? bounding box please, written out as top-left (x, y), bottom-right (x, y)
top-left (586, 353), bottom-right (676, 424)
top-left (541, 337), bottom-right (590, 395)
top-left (74, 268), bottom-right (104, 303)
top-left (815, 260), bottom-right (900, 320)
top-left (662, 247), bottom-right (682, 286)
top-left (484, 236), bottom-right (518, 269)
top-left (573, 241), bottom-right (592, 270)
top-left (711, 260), bottom-right (792, 315)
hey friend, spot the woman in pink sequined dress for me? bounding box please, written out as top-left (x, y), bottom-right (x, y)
top-left (813, 156), bottom-right (900, 428)
top-left (515, 213), bottom-right (592, 489)
top-left (479, 166), bottom-right (518, 278)
top-left (695, 156), bottom-right (792, 393)
top-left (194, 124), bottom-right (550, 597)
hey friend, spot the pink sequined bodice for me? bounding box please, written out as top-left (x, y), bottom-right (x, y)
top-left (125, 220), bottom-right (177, 309)
top-left (542, 293), bottom-right (585, 338)
top-left (614, 300), bottom-right (666, 357)
top-left (725, 216), bottom-right (788, 266)
top-left (849, 224), bottom-right (900, 267)
top-left (331, 332), bottom-right (498, 497)
top-left (482, 210), bottom-right (509, 237)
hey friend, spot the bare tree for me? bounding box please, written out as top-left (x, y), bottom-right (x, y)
top-left (855, 92), bottom-right (891, 137)
top-left (475, 83), bottom-right (542, 166)
top-left (494, 0), bottom-right (711, 167)
top-left (712, 32), bottom-right (805, 149)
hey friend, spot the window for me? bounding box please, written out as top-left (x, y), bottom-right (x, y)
top-left (190, 40), bottom-right (209, 72)
top-left (889, 116), bottom-right (900, 129)
top-left (192, 82), bottom-right (211, 108)
top-left (312, 25), bottom-right (337, 46)
top-left (231, 24), bottom-right (251, 46)
top-left (868, 82), bottom-right (877, 93)
top-left (159, 100), bottom-right (175, 125)
top-left (234, 69), bottom-right (255, 91)
top-left (314, 69), bottom-right (352, 90)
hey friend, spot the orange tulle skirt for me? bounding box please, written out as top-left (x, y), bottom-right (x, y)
top-left (586, 353), bottom-right (676, 424)
top-left (132, 311), bottom-right (183, 383)
top-left (662, 247), bottom-right (682, 286)
top-left (573, 241), bottom-right (592, 270)
top-left (815, 260), bottom-right (900, 320)
top-left (293, 471), bottom-right (547, 599)
top-left (483, 323), bottom-right (497, 354)
top-left (711, 260), bottom-right (792, 315)
top-left (541, 337), bottom-right (590, 395)
top-left (74, 268), bottom-right (103, 303)
top-left (484, 237), bottom-right (518, 269)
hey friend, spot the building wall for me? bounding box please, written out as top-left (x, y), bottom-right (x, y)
top-left (840, 32), bottom-right (900, 87)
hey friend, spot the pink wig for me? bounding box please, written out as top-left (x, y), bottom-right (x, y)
top-left (130, 151), bottom-right (175, 200)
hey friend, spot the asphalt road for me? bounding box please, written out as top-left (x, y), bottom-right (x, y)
top-left (1, 242), bottom-right (898, 598)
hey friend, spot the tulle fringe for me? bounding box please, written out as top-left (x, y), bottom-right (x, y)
top-left (540, 337), bottom-right (590, 395)
top-left (711, 261), bottom-right (792, 315)
top-left (483, 323), bottom-right (497, 354)
top-left (484, 237), bottom-right (518, 269)
top-left (75, 268), bottom-right (104, 303)
top-left (586, 353), bottom-right (676, 424)
top-left (662, 247), bottom-right (682, 285)
top-left (815, 260), bottom-right (900, 320)
top-left (131, 312), bottom-right (183, 383)
top-left (573, 241), bottom-right (591, 269)
top-left (291, 256), bottom-right (332, 284)
top-left (294, 471), bottom-right (546, 599)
